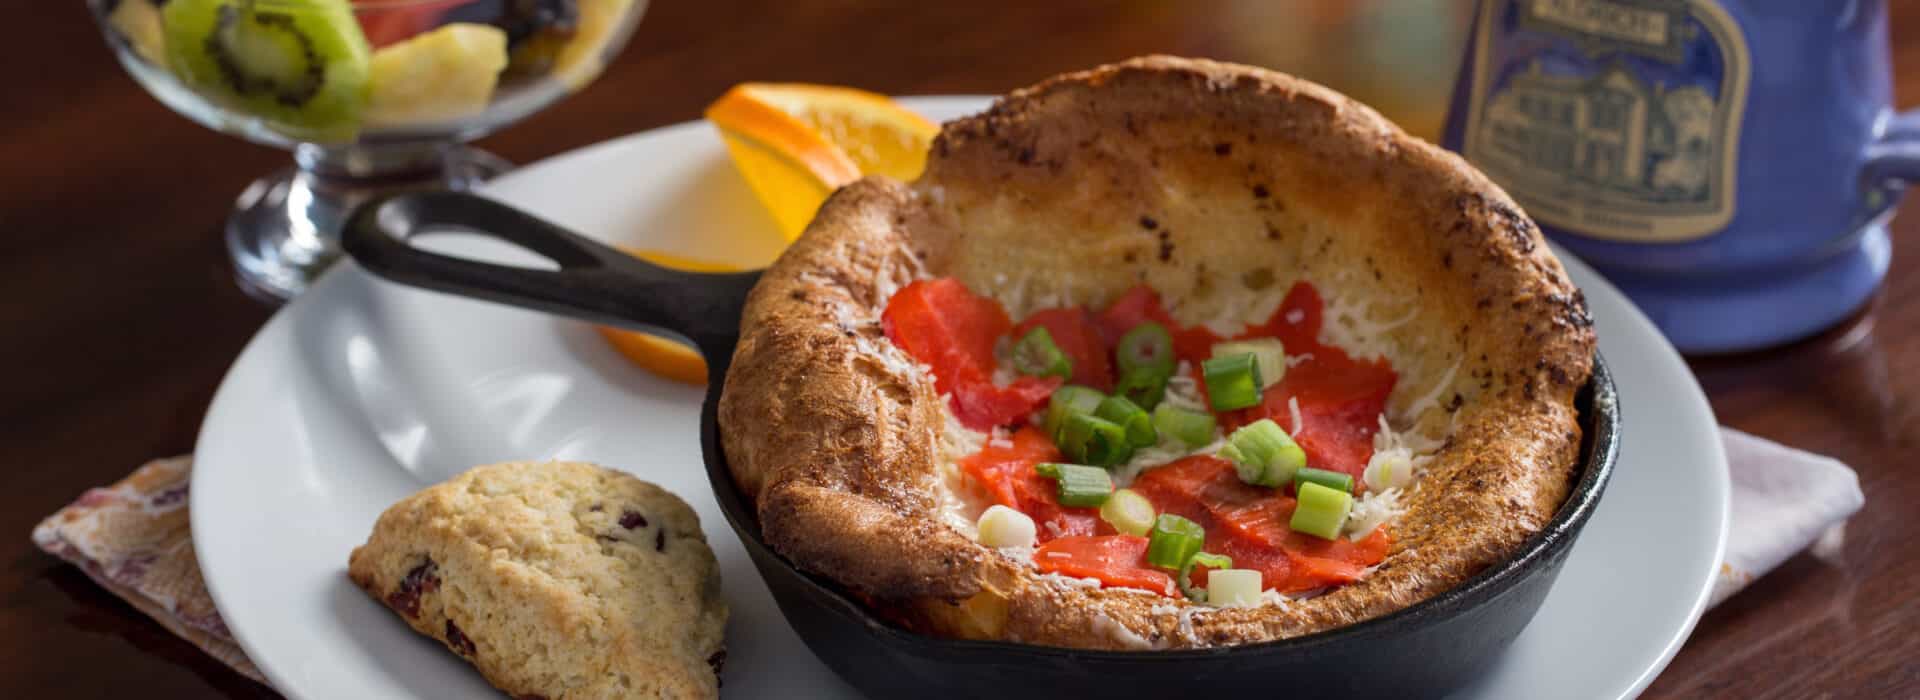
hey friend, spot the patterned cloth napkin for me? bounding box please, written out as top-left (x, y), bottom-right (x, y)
top-left (31, 430), bottom-right (1866, 687)
top-left (31, 457), bottom-right (266, 684)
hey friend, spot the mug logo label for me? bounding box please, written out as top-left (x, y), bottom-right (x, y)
top-left (1461, 0), bottom-right (1750, 243)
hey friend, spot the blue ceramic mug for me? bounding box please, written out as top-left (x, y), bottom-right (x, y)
top-left (1443, 0), bottom-right (1919, 353)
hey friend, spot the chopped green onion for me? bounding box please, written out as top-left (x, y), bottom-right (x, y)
top-left (1293, 466), bottom-right (1354, 494)
top-left (1099, 488), bottom-right (1157, 536)
top-left (1057, 413), bottom-right (1133, 467)
top-left (1219, 418), bottom-right (1306, 487)
top-left (1290, 481), bottom-right (1353, 540)
top-left (1095, 396), bottom-right (1157, 447)
top-left (1205, 569), bottom-right (1263, 608)
top-left (1178, 551), bottom-right (1233, 602)
top-left (1202, 352), bottom-right (1263, 411)
top-left (1011, 326), bottom-right (1072, 379)
top-left (1035, 462), bottom-right (1114, 507)
top-left (1191, 551), bottom-right (1232, 569)
top-left (1211, 338), bottom-right (1286, 389)
top-left (976, 505), bottom-right (1037, 548)
top-left (1114, 365), bottom-right (1171, 410)
top-left (1219, 443), bottom-right (1266, 485)
top-left (1044, 385), bottom-right (1106, 439)
top-left (1152, 403), bottom-right (1217, 448)
top-left (1116, 322), bottom-right (1176, 376)
top-left (1146, 514), bottom-right (1205, 569)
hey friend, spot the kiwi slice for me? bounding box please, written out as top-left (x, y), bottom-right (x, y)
top-left (161, 0), bottom-right (371, 143)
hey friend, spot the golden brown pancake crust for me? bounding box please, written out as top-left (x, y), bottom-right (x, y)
top-left (717, 56), bottom-right (1595, 649)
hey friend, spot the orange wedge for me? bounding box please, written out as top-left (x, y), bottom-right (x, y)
top-left (706, 83), bottom-right (939, 239)
top-left (603, 84), bottom-right (935, 383)
top-left (596, 249), bottom-right (740, 385)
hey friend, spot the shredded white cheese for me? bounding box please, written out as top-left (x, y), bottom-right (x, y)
top-left (988, 334), bottom-right (1020, 387)
top-left (992, 271), bottom-right (1074, 319)
top-left (1258, 589), bottom-right (1295, 609)
top-left (1316, 288), bottom-right (1416, 363)
top-left (937, 408), bottom-right (987, 457)
top-left (936, 407), bottom-right (990, 534)
top-left (1037, 572), bottom-right (1104, 589)
top-left (1175, 605), bottom-right (1207, 643)
top-left (1160, 362), bottom-right (1208, 412)
top-left (1113, 433), bottom-right (1227, 486)
top-left (996, 545), bottom-right (1037, 565)
top-left (989, 364), bottom-right (1019, 388)
top-left (1375, 413), bottom-right (1446, 454)
top-left (1089, 612), bottom-right (1157, 650)
top-left (1347, 414), bottom-right (1446, 537)
top-left (997, 273), bottom-right (1031, 319)
top-left (1401, 358), bottom-right (1462, 425)
top-left (868, 251), bottom-right (914, 311)
top-left (831, 303), bottom-right (927, 380)
top-left (1144, 603), bottom-right (1198, 645)
top-left (1346, 487), bottom-right (1404, 539)
top-left (1288, 396), bottom-right (1303, 436)
top-left (1197, 284), bottom-right (1290, 338)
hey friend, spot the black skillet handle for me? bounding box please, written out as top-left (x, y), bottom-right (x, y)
top-left (341, 191), bottom-right (762, 359)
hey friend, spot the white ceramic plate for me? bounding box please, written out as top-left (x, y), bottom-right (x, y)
top-left (193, 97), bottom-right (1729, 700)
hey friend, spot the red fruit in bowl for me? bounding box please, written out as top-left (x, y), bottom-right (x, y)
top-left (356, 0), bottom-right (469, 48)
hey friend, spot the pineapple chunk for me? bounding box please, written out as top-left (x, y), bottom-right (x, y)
top-left (365, 23), bottom-right (507, 127)
top-left (108, 0), bottom-right (167, 66)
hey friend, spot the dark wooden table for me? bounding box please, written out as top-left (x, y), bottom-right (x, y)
top-left (4, 2), bottom-right (1915, 697)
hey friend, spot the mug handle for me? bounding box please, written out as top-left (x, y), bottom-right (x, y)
top-left (340, 191), bottom-right (762, 360)
top-left (1862, 108), bottom-right (1920, 184)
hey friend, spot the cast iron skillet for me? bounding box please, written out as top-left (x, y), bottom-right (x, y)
top-left (342, 190), bottom-right (1620, 699)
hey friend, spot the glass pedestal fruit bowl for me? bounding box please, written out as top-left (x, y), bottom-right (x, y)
top-left (89, 0), bottom-right (648, 301)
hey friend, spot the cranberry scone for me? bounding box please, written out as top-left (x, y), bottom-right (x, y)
top-left (348, 461), bottom-right (728, 699)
